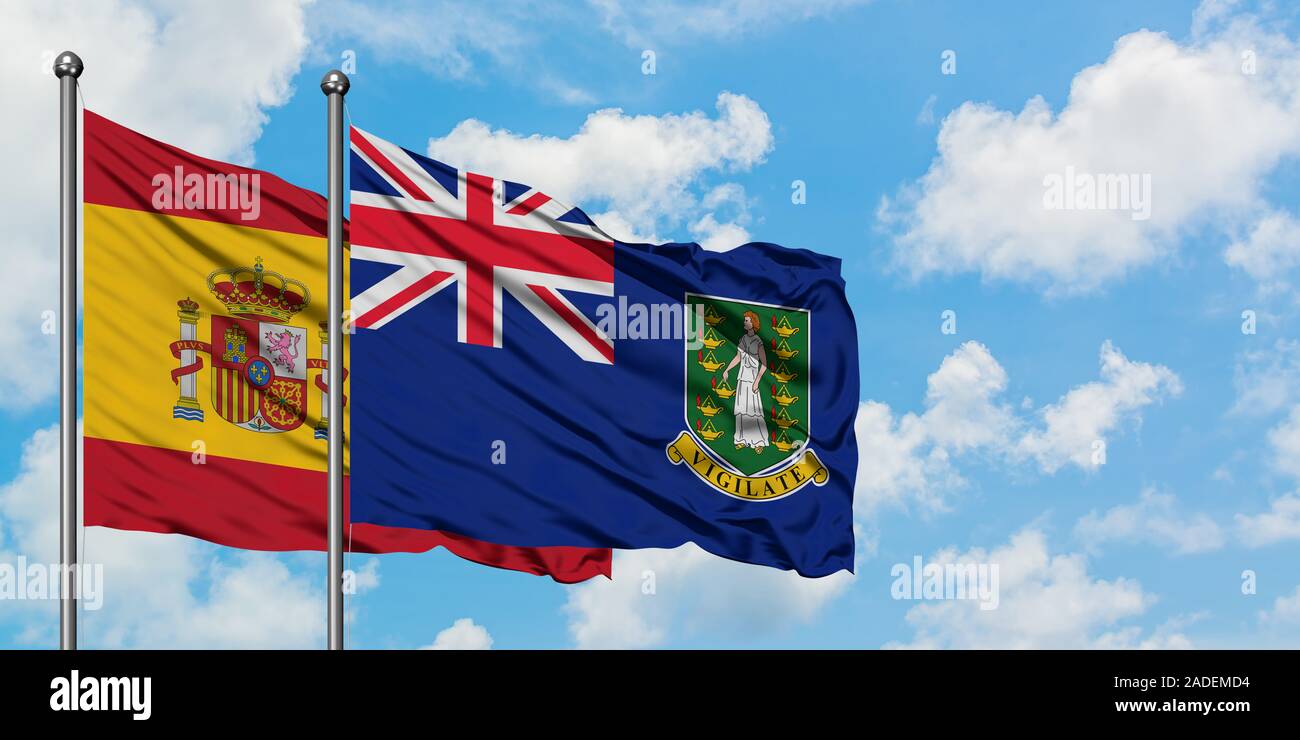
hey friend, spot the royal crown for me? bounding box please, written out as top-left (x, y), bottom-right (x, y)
top-left (206, 256), bottom-right (310, 323)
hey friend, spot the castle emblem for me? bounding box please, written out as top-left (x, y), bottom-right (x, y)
top-left (168, 257), bottom-right (339, 437)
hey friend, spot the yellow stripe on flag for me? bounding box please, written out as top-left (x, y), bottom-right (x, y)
top-left (84, 203), bottom-right (349, 472)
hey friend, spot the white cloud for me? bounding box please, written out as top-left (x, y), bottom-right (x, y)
top-left (689, 183), bottom-right (754, 251)
top-left (311, 2), bottom-right (607, 108)
top-left (1225, 210), bottom-right (1300, 293)
top-left (563, 544), bottom-right (854, 649)
top-left (422, 618), bottom-right (493, 650)
top-left (148, 554), bottom-right (324, 649)
top-left (888, 529), bottom-right (1181, 649)
top-left (538, 76), bottom-right (599, 107)
top-left (858, 340), bottom-right (1179, 515)
top-left (426, 92), bottom-right (773, 239)
top-left (1091, 614), bottom-right (1198, 650)
top-left (690, 214), bottom-right (752, 252)
top-left (853, 400), bottom-right (962, 516)
top-left (1231, 339), bottom-right (1300, 417)
top-left (310, 0), bottom-right (528, 81)
top-left (854, 341), bottom-right (1013, 516)
top-left (0, 427), bottom-right (62, 563)
top-left (349, 557), bottom-right (382, 593)
top-left (0, 1), bottom-right (312, 408)
top-left (589, 0), bottom-right (872, 47)
top-left (0, 425), bottom-right (330, 648)
top-left (586, 211), bottom-right (661, 245)
top-left (1016, 341), bottom-right (1181, 473)
top-left (916, 94), bottom-right (938, 126)
top-left (1236, 492), bottom-right (1300, 546)
top-left (880, 8), bottom-right (1300, 293)
top-left (1260, 585), bottom-right (1300, 625)
top-left (1268, 406), bottom-right (1300, 480)
top-left (920, 342), bottom-right (1017, 451)
top-left (1075, 488), bottom-right (1225, 555)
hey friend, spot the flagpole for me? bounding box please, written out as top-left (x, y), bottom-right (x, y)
top-left (321, 69), bottom-right (349, 651)
top-left (54, 51), bottom-right (83, 652)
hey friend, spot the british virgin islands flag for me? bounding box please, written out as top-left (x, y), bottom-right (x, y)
top-left (349, 127), bottom-right (858, 576)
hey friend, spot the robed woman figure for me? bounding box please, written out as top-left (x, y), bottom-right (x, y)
top-left (721, 310), bottom-right (769, 453)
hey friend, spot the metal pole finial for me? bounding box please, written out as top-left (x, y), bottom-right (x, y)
top-left (323, 67), bottom-right (347, 651)
top-left (53, 51), bottom-right (84, 79)
top-left (320, 70), bottom-right (350, 97)
top-left (56, 49), bottom-right (81, 650)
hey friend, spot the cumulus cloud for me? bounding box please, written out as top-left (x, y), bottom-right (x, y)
top-left (427, 92), bottom-right (773, 241)
top-left (1260, 585), bottom-right (1300, 625)
top-left (0, 1), bottom-right (312, 409)
top-left (1231, 339), bottom-right (1300, 417)
top-left (0, 425), bottom-right (329, 648)
top-left (1267, 406), bottom-right (1300, 479)
top-left (853, 400), bottom-right (963, 516)
top-left (421, 618), bottom-right (494, 650)
top-left (918, 342), bottom-right (1017, 451)
top-left (1236, 492), bottom-right (1300, 547)
top-left (563, 544), bottom-right (854, 649)
top-left (854, 342), bottom-right (1013, 516)
top-left (1075, 488), bottom-right (1225, 555)
top-left (1225, 210), bottom-right (1300, 294)
top-left (1016, 341), bottom-right (1181, 473)
top-left (149, 554), bottom-right (325, 649)
top-left (688, 183), bottom-right (754, 252)
top-left (888, 529), bottom-right (1183, 649)
top-left (689, 214), bottom-right (752, 252)
top-left (857, 341), bottom-right (1179, 516)
top-left (879, 7), bottom-right (1300, 293)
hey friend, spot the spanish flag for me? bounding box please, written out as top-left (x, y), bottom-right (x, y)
top-left (81, 110), bottom-right (610, 582)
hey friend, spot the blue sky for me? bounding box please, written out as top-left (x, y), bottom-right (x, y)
top-left (3, 0), bottom-right (1300, 648)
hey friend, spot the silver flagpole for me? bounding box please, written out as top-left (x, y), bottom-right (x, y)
top-left (54, 51), bottom-right (83, 652)
top-left (321, 69), bottom-right (349, 651)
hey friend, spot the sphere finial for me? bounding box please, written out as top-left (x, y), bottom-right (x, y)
top-left (320, 70), bottom-right (350, 96)
top-left (53, 51), bottom-right (83, 79)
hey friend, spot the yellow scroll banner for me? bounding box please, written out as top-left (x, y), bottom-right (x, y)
top-left (665, 431), bottom-right (829, 500)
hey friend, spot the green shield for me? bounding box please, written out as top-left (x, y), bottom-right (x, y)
top-left (683, 293), bottom-right (811, 477)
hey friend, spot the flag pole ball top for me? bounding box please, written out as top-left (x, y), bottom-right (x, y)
top-left (53, 51), bottom-right (83, 79)
top-left (320, 70), bottom-right (350, 96)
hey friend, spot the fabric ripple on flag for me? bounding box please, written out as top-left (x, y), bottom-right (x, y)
top-left (80, 110), bottom-right (610, 583)
top-left (349, 126), bottom-right (859, 577)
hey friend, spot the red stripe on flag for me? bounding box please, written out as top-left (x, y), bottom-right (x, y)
top-left (350, 204), bottom-right (614, 278)
top-left (350, 128), bottom-right (433, 202)
top-left (464, 173), bottom-right (497, 347)
top-left (529, 285), bottom-right (614, 364)
top-left (83, 436), bottom-right (611, 582)
top-left (214, 368), bottom-right (224, 416)
top-left (506, 192), bottom-right (551, 215)
top-left (84, 110), bottom-right (334, 239)
top-left (355, 269), bottom-right (454, 329)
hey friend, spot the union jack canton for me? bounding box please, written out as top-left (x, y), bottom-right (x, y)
top-left (349, 126), bottom-right (615, 364)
